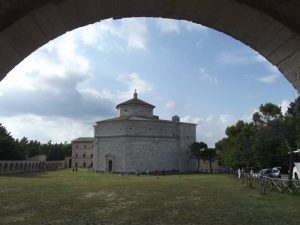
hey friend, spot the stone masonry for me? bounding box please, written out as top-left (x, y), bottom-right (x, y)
top-left (93, 91), bottom-right (197, 173)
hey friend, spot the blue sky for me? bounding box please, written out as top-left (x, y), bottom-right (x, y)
top-left (0, 18), bottom-right (297, 147)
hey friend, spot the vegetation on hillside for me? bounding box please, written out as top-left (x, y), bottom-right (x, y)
top-left (216, 97), bottom-right (300, 172)
top-left (0, 124), bottom-right (71, 161)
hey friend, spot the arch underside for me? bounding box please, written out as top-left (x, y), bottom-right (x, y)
top-left (0, 0), bottom-right (300, 92)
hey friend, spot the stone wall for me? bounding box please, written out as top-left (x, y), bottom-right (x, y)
top-left (0, 160), bottom-right (64, 175)
top-left (118, 105), bottom-right (153, 118)
top-left (95, 120), bottom-right (185, 137)
top-left (94, 119), bottom-right (197, 173)
top-left (72, 141), bottom-right (93, 168)
top-left (179, 123), bottom-right (197, 172)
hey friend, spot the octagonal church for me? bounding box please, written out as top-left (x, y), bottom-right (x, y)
top-left (93, 91), bottom-right (197, 173)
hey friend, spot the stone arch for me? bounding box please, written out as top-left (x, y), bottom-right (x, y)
top-left (105, 154), bottom-right (116, 172)
top-left (9, 163), bottom-right (14, 171)
top-left (4, 163), bottom-right (8, 172)
top-left (19, 163), bottom-right (23, 171)
top-left (15, 163), bottom-right (19, 171)
top-left (0, 1), bottom-right (300, 92)
top-left (24, 163), bottom-right (28, 171)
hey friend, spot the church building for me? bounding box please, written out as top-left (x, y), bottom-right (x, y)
top-left (93, 91), bottom-right (197, 173)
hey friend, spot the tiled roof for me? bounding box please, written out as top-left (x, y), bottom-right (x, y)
top-left (72, 137), bottom-right (94, 142)
top-left (116, 97), bottom-right (155, 109)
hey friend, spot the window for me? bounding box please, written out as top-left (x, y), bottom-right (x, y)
top-left (75, 144), bottom-right (78, 149)
top-left (83, 154), bottom-right (86, 158)
top-left (91, 154), bottom-right (93, 158)
top-left (84, 144), bottom-right (86, 149)
top-left (75, 154), bottom-right (78, 158)
top-left (83, 162), bottom-right (86, 168)
top-left (124, 108), bottom-right (128, 112)
top-left (149, 128), bottom-right (152, 131)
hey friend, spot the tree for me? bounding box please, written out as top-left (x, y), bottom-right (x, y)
top-left (226, 121), bottom-right (255, 171)
top-left (191, 141), bottom-right (207, 172)
top-left (201, 148), bottom-right (217, 173)
top-left (253, 103), bottom-right (295, 180)
top-left (0, 123), bottom-right (21, 160)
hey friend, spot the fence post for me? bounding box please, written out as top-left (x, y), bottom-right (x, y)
top-left (262, 178), bottom-right (266, 195)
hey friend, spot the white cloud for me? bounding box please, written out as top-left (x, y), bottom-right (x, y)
top-left (74, 18), bottom-right (149, 50)
top-left (217, 49), bottom-right (267, 65)
top-left (181, 114), bottom-right (237, 147)
top-left (0, 114), bottom-right (98, 143)
top-left (254, 54), bottom-right (268, 63)
top-left (257, 74), bottom-right (280, 84)
top-left (240, 108), bottom-right (259, 122)
top-left (181, 115), bottom-right (203, 124)
top-left (0, 30), bottom-right (115, 119)
top-left (198, 68), bottom-right (218, 84)
top-left (165, 100), bottom-right (176, 109)
top-left (156, 19), bottom-right (180, 33)
top-left (122, 19), bottom-right (148, 49)
top-left (279, 100), bottom-right (290, 115)
top-left (1, 32), bottom-right (91, 92)
top-left (219, 114), bottom-right (234, 125)
top-left (181, 21), bottom-right (208, 32)
top-left (156, 19), bottom-right (208, 34)
top-left (116, 73), bottom-right (152, 100)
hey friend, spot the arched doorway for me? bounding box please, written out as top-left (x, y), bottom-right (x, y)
top-left (105, 154), bottom-right (115, 172)
top-left (108, 160), bottom-right (113, 172)
top-left (0, 1), bottom-right (300, 92)
top-left (68, 158), bottom-right (72, 168)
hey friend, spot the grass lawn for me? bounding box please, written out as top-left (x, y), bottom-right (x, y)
top-left (0, 170), bottom-right (299, 225)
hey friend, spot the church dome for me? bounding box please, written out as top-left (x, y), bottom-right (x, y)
top-left (116, 91), bottom-right (155, 118)
top-left (116, 91), bottom-right (155, 109)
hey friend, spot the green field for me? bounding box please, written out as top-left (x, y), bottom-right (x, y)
top-left (0, 170), bottom-right (299, 225)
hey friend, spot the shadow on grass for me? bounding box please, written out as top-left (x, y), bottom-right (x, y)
top-left (0, 171), bottom-right (51, 179)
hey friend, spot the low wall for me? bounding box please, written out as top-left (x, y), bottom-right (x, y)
top-left (0, 160), bottom-right (65, 175)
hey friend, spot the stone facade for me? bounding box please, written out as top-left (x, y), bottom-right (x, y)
top-left (93, 92), bottom-right (197, 173)
top-left (1, 1), bottom-right (300, 93)
top-left (0, 158), bottom-right (64, 175)
top-left (71, 137), bottom-right (93, 168)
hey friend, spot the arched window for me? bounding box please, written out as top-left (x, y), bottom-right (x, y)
top-left (83, 153), bottom-right (86, 158)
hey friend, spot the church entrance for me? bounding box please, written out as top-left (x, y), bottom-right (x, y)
top-left (108, 160), bottom-right (113, 172)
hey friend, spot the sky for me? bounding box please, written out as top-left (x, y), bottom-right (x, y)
top-left (0, 18), bottom-right (298, 147)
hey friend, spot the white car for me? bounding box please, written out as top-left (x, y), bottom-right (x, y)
top-left (292, 162), bottom-right (300, 180)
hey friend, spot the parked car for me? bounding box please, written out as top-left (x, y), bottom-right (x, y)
top-left (260, 167), bottom-right (281, 178)
top-left (292, 162), bottom-right (300, 180)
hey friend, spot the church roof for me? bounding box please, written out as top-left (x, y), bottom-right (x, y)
top-left (116, 91), bottom-right (155, 109)
top-left (96, 115), bottom-right (196, 125)
top-left (72, 137), bottom-right (94, 142)
top-left (98, 115), bottom-right (155, 123)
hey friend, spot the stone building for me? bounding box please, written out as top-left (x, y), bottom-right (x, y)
top-left (93, 91), bottom-right (197, 173)
top-left (71, 137), bottom-right (93, 168)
